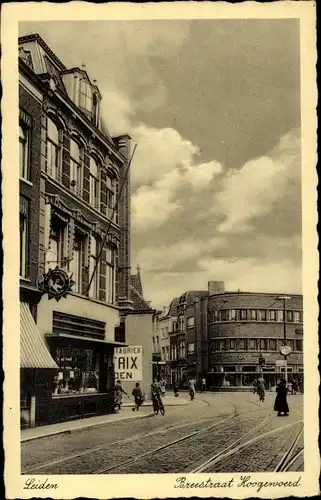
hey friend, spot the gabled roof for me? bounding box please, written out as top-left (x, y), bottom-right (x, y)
top-left (130, 268), bottom-right (153, 312)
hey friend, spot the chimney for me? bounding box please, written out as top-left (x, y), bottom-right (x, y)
top-left (208, 281), bottom-right (225, 295)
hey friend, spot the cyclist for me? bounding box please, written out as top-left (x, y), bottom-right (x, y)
top-left (151, 379), bottom-right (163, 413)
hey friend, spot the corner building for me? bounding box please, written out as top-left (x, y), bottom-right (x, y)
top-left (206, 288), bottom-right (303, 389)
top-left (19, 34), bottom-right (132, 426)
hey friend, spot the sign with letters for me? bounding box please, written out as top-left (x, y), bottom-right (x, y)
top-left (114, 345), bottom-right (143, 381)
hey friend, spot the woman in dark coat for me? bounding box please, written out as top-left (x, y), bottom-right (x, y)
top-left (274, 378), bottom-right (289, 416)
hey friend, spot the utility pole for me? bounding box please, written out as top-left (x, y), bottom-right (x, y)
top-left (277, 296), bottom-right (292, 383)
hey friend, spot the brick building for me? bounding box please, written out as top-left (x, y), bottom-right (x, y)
top-left (153, 297), bottom-right (179, 384)
top-left (19, 34), bottom-right (135, 427)
top-left (169, 281), bottom-right (304, 390)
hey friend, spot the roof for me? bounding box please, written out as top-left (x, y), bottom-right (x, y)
top-left (130, 268), bottom-right (143, 297)
top-left (178, 290), bottom-right (208, 306)
top-left (169, 297), bottom-right (180, 316)
top-left (18, 34), bottom-right (67, 71)
top-left (130, 269), bottom-right (153, 312)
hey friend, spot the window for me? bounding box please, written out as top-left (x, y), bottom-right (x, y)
top-left (47, 118), bottom-right (60, 180)
top-left (69, 232), bottom-right (85, 294)
top-left (161, 328), bottom-right (165, 339)
top-left (89, 236), bottom-right (98, 298)
top-left (257, 309), bottom-right (267, 321)
top-left (46, 218), bottom-right (65, 270)
top-left (219, 339), bottom-right (226, 351)
top-left (92, 93), bottom-right (99, 126)
top-left (294, 311), bottom-right (301, 323)
top-left (212, 310), bottom-right (218, 322)
top-left (230, 339), bottom-right (236, 350)
top-left (187, 316), bottom-right (194, 328)
top-left (269, 339), bottom-right (277, 350)
top-left (179, 316), bottom-right (184, 332)
top-left (53, 346), bottom-right (100, 395)
top-left (269, 310), bottom-right (276, 321)
top-left (106, 175), bottom-right (116, 217)
top-left (105, 247), bottom-right (114, 304)
top-left (79, 79), bottom-right (92, 112)
top-left (277, 310), bottom-right (284, 322)
top-left (220, 309), bottom-right (228, 322)
top-left (240, 309), bottom-right (248, 320)
top-left (89, 157), bottom-right (99, 208)
top-left (70, 139), bottom-right (82, 196)
top-left (187, 342), bottom-right (195, 354)
top-left (250, 309), bottom-right (257, 321)
top-left (19, 213), bottom-right (28, 278)
top-left (239, 339), bottom-right (245, 350)
top-left (260, 339), bottom-right (267, 351)
top-left (229, 309), bottom-right (237, 321)
top-left (248, 339), bottom-right (256, 350)
top-left (19, 124), bottom-right (30, 180)
top-left (296, 339), bottom-right (303, 351)
top-left (165, 327), bottom-right (169, 338)
top-left (286, 311), bottom-right (294, 322)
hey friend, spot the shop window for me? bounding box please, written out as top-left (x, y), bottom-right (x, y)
top-left (70, 138), bottom-right (82, 196)
top-left (239, 339), bottom-right (246, 350)
top-left (187, 316), bottom-right (195, 328)
top-left (257, 309), bottom-right (267, 321)
top-left (286, 311), bottom-right (294, 322)
top-left (248, 339), bottom-right (256, 350)
top-left (19, 123), bottom-right (30, 180)
top-left (250, 309), bottom-right (257, 321)
top-left (89, 157), bottom-right (99, 209)
top-left (296, 339), bottom-right (303, 351)
top-left (69, 232), bottom-right (85, 294)
top-left (89, 235), bottom-right (99, 298)
top-left (53, 346), bottom-right (100, 395)
top-left (230, 339), bottom-right (236, 350)
top-left (242, 366), bottom-right (256, 372)
top-left (19, 211), bottom-right (28, 278)
top-left (269, 339), bottom-right (277, 350)
top-left (240, 309), bottom-right (248, 320)
top-left (187, 342), bottom-right (195, 354)
top-left (79, 79), bottom-right (92, 112)
top-left (47, 117), bottom-right (60, 181)
top-left (269, 310), bottom-right (277, 321)
top-left (229, 309), bottom-right (237, 321)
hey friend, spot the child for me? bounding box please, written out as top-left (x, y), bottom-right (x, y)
top-left (132, 382), bottom-right (144, 411)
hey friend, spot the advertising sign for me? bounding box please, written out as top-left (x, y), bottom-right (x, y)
top-left (114, 346), bottom-right (143, 381)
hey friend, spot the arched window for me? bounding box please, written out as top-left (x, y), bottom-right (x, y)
top-left (70, 138), bottom-right (82, 195)
top-left (47, 117), bottom-right (60, 180)
top-left (89, 157), bottom-right (99, 208)
top-left (80, 79), bottom-right (92, 112)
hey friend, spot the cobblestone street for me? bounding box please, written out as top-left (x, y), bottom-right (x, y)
top-left (21, 392), bottom-right (303, 474)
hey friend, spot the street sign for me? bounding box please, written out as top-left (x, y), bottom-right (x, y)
top-left (114, 345), bottom-right (143, 381)
top-left (280, 345), bottom-right (292, 356)
top-left (276, 359), bottom-right (286, 367)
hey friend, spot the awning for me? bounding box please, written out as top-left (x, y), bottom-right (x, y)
top-left (21, 302), bottom-right (58, 369)
top-left (46, 332), bottom-right (127, 347)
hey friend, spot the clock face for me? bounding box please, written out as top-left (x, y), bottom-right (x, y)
top-left (280, 345), bottom-right (292, 356)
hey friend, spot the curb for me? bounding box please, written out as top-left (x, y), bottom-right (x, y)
top-left (21, 412), bottom-right (152, 443)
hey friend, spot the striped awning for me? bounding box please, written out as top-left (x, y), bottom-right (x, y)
top-left (20, 302), bottom-right (58, 369)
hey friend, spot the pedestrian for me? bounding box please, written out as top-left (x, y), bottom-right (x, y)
top-left (188, 377), bottom-right (196, 401)
top-left (201, 377), bottom-right (206, 393)
top-left (173, 381), bottom-right (179, 397)
top-left (151, 379), bottom-right (162, 413)
top-left (132, 382), bottom-right (144, 411)
top-left (287, 380), bottom-right (293, 395)
top-left (114, 379), bottom-right (128, 413)
top-left (292, 380), bottom-right (297, 395)
top-left (274, 378), bottom-right (289, 416)
top-left (160, 378), bottom-right (166, 398)
top-left (256, 375), bottom-right (265, 402)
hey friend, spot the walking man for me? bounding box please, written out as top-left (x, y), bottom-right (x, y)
top-left (201, 377), bottom-right (206, 393)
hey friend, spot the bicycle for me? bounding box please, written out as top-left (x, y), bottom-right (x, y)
top-left (152, 396), bottom-right (165, 415)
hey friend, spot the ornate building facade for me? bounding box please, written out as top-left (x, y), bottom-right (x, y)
top-left (19, 34), bottom-right (133, 427)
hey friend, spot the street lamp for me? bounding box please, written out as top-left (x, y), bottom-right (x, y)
top-left (277, 295), bottom-right (292, 383)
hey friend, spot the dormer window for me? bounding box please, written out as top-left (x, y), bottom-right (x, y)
top-left (79, 78), bottom-right (92, 113)
top-left (92, 93), bottom-right (99, 126)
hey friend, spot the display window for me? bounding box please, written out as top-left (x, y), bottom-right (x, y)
top-left (53, 346), bottom-right (100, 395)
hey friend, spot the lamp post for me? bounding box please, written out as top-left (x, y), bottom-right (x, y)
top-left (277, 296), bottom-right (292, 383)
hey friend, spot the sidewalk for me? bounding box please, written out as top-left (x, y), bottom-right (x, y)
top-left (21, 395), bottom-right (189, 443)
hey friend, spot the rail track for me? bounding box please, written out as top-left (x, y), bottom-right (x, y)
top-left (274, 426), bottom-right (304, 472)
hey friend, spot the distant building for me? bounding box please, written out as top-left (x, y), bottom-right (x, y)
top-left (168, 281), bottom-right (303, 390)
top-left (153, 298), bottom-right (179, 383)
top-left (19, 33), bottom-right (133, 427)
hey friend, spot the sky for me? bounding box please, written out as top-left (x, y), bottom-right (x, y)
top-left (19, 20), bottom-right (302, 309)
